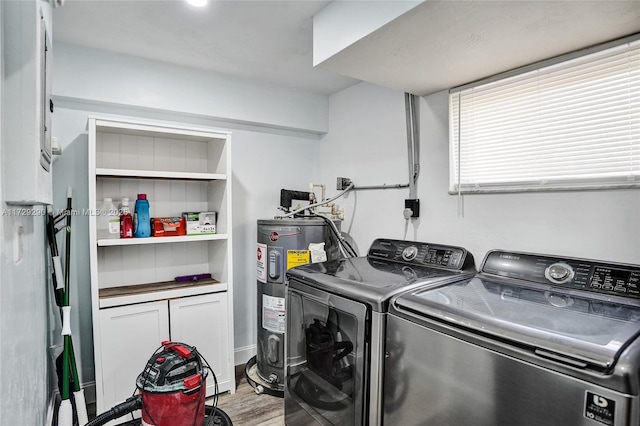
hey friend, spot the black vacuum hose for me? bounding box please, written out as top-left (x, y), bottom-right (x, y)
top-left (84, 395), bottom-right (142, 426)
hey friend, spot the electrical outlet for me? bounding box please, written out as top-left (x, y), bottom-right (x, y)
top-left (405, 199), bottom-right (420, 218)
top-left (336, 177), bottom-right (352, 190)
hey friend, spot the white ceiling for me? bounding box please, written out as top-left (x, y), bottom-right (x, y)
top-left (52, 0), bottom-right (361, 96)
top-left (317, 1), bottom-right (640, 96)
top-left (52, 1), bottom-right (640, 99)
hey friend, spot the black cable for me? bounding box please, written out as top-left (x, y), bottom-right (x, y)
top-left (187, 346), bottom-right (205, 426)
top-left (341, 238), bottom-right (358, 258)
top-left (125, 343), bottom-right (165, 423)
top-left (307, 213), bottom-right (358, 258)
top-left (197, 347), bottom-right (220, 421)
top-left (139, 344), bottom-right (163, 426)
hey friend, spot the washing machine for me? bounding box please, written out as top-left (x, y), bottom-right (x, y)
top-left (384, 250), bottom-right (640, 426)
top-left (284, 238), bottom-right (476, 425)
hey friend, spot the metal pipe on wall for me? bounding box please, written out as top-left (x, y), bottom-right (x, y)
top-left (352, 183), bottom-right (409, 191)
top-left (405, 93), bottom-right (420, 200)
top-left (348, 94), bottom-right (419, 196)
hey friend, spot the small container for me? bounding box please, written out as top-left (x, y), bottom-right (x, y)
top-left (183, 211), bottom-right (217, 235)
top-left (97, 198), bottom-right (120, 239)
top-left (120, 197), bottom-right (133, 238)
top-left (151, 217), bottom-right (187, 237)
top-left (133, 193), bottom-right (151, 238)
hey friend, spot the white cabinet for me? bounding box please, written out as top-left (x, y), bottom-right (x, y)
top-left (170, 293), bottom-right (231, 395)
top-left (88, 116), bottom-right (235, 414)
top-left (99, 301), bottom-right (170, 413)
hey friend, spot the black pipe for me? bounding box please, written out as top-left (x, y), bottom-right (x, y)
top-left (84, 395), bottom-right (142, 426)
top-left (279, 189), bottom-right (312, 213)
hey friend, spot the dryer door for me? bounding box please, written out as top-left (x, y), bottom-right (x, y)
top-left (286, 279), bottom-right (369, 426)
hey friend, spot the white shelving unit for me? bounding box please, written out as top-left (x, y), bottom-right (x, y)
top-left (87, 116), bottom-right (235, 417)
top-left (97, 234), bottom-right (228, 247)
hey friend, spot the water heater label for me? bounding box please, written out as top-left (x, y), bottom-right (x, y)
top-left (584, 391), bottom-right (615, 425)
top-left (287, 250), bottom-right (310, 270)
top-left (262, 295), bottom-right (285, 333)
top-left (309, 242), bottom-right (327, 263)
top-left (257, 243), bottom-right (267, 283)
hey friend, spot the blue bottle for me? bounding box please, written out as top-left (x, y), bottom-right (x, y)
top-left (133, 193), bottom-right (151, 238)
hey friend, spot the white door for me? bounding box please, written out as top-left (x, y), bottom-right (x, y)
top-left (98, 301), bottom-right (170, 416)
top-left (169, 292), bottom-right (231, 395)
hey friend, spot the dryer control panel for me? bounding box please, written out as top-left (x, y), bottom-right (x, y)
top-left (367, 239), bottom-right (474, 271)
top-left (482, 250), bottom-right (640, 300)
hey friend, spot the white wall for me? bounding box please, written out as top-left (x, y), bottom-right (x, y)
top-left (0, 1), bottom-right (55, 424)
top-left (51, 45), bottom-right (322, 386)
top-left (0, 212), bottom-right (51, 426)
top-left (54, 43), bottom-right (329, 134)
top-left (318, 81), bottom-right (410, 254)
top-left (320, 82), bottom-right (640, 265)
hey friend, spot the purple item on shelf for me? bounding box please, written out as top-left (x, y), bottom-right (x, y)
top-left (175, 273), bottom-right (212, 283)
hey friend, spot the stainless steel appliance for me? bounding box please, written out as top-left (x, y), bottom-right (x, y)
top-left (285, 238), bottom-right (476, 425)
top-left (384, 250), bottom-right (640, 426)
top-left (250, 217), bottom-right (341, 395)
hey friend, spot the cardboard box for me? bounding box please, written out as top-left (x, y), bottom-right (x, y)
top-left (183, 211), bottom-right (217, 235)
top-left (151, 217), bottom-right (187, 237)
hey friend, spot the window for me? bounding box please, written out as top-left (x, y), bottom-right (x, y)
top-left (449, 36), bottom-right (640, 193)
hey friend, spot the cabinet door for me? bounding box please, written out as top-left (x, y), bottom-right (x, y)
top-left (98, 301), bottom-right (170, 414)
top-left (169, 293), bottom-right (231, 395)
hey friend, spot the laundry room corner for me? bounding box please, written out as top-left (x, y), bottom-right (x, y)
top-left (49, 41), bottom-right (327, 407)
top-left (319, 82), bottom-right (640, 265)
top-left (2, 1), bottom-right (639, 425)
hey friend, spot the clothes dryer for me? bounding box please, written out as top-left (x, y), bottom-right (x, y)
top-left (285, 238), bottom-right (476, 425)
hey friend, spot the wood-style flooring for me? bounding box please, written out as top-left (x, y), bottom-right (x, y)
top-left (214, 364), bottom-right (284, 426)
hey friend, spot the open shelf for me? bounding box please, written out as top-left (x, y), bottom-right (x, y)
top-left (96, 168), bottom-right (226, 181)
top-left (97, 234), bottom-right (228, 247)
top-left (99, 278), bottom-right (227, 308)
top-left (88, 115), bottom-right (235, 409)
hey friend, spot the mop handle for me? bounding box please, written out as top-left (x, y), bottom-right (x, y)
top-left (63, 186), bottom-right (72, 304)
top-left (46, 207), bottom-right (65, 292)
top-left (61, 188), bottom-right (72, 402)
top-left (63, 190), bottom-right (82, 393)
top-left (47, 202), bottom-right (82, 389)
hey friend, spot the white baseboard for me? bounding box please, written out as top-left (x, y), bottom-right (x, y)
top-left (234, 344), bottom-right (256, 366)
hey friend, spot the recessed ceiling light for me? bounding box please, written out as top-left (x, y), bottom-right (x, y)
top-left (186, 0), bottom-right (208, 7)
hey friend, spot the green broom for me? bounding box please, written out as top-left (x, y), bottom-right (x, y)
top-left (48, 188), bottom-right (88, 426)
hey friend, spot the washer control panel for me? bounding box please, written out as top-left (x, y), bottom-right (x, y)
top-left (368, 239), bottom-right (472, 271)
top-left (483, 250), bottom-right (640, 300)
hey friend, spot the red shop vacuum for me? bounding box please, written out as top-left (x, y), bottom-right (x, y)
top-left (85, 341), bottom-right (232, 426)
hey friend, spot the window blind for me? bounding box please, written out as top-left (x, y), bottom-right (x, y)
top-left (449, 37), bottom-right (640, 193)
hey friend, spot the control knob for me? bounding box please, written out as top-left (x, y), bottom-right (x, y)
top-left (545, 262), bottom-right (574, 284)
top-left (401, 246), bottom-right (419, 262)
